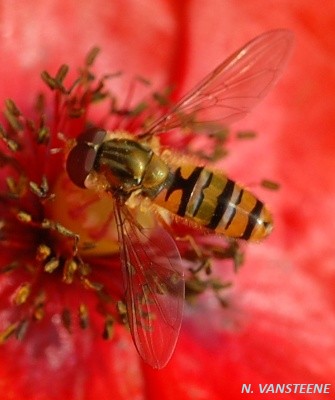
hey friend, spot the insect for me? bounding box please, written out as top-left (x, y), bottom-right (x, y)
top-left (66, 29), bottom-right (293, 369)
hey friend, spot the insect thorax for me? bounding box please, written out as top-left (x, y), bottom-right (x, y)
top-left (95, 138), bottom-right (170, 196)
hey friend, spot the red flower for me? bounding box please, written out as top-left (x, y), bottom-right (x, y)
top-left (0, 2), bottom-right (335, 400)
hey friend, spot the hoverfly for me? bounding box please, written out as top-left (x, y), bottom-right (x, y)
top-left (66, 29), bottom-right (293, 369)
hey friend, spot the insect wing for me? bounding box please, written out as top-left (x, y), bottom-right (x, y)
top-left (114, 204), bottom-right (185, 369)
top-left (143, 29), bottom-right (293, 136)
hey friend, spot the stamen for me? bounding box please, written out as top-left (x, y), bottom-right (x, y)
top-left (62, 259), bottom-right (78, 284)
top-left (29, 176), bottom-right (54, 201)
top-left (0, 125), bottom-right (21, 151)
top-left (16, 211), bottom-right (32, 223)
top-left (44, 257), bottom-right (60, 273)
top-left (102, 314), bottom-right (114, 340)
top-left (4, 99), bottom-right (24, 132)
top-left (36, 244), bottom-right (52, 261)
top-left (15, 319), bottom-right (29, 340)
top-left (13, 283), bottom-right (31, 305)
top-left (41, 68), bottom-right (68, 93)
top-left (33, 292), bottom-right (46, 321)
top-left (116, 301), bottom-right (128, 325)
top-left (0, 322), bottom-right (19, 343)
top-left (78, 304), bottom-right (89, 329)
top-left (55, 65), bottom-right (69, 84)
top-left (6, 176), bottom-right (27, 197)
top-left (261, 179), bottom-right (280, 191)
top-left (81, 278), bottom-right (104, 292)
top-left (41, 218), bottom-right (79, 253)
top-left (85, 47), bottom-right (101, 67)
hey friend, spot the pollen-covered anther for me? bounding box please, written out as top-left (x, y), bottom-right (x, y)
top-left (78, 261), bottom-right (91, 276)
top-left (44, 257), bottom-right (60, 273)
top-left (33, 292), bottom-right (46, 321)
top-left (78, 304), bottom-right (89, 329)
top-left (33, 306), bottom-right (45, 321)
top-left (41, 65), bottom-right (69, 93)
top-left (36, 243), bottom-right (51, 261)
top-left (7, 176), bottom-right (27, 197)
top-left (29, 177), bottom-right (55, 201)
top-left (41, 218), bottom-right (79, 254)
top-left (116, 300), bottom-right (128, 325)
top-left (0, 322), bottom-right (20, 344)
top-left (102, 314), bottom-right (115, 340)
top-left (116, 300), bottom-right (127, 314)
top-left (0, 316), bottom-right (30, 342)
top-left (81, 278), bottom-right (104, 292)
top-left (57, 305), bottom-right (93, 332)
top-left (62, 258), bottom-right (78, 284)
top-left (12, 282), bottom-right (32, 305)
top-left (16, 211), bottom-right (32, 223)
top-left (0, 126), bottom-right (20, 152)
top-left (36, 126), bottom-right (50, 145)
top-left (4, 99), bottom-right (24, 133)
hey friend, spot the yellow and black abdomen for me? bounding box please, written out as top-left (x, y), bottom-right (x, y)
top-left (154, 165), bottom-right (273, 241)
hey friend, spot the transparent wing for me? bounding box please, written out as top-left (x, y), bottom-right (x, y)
top-left (114, 202), bottom-right (185, 369)
top-left (142, 29), bottom-right (293, 137)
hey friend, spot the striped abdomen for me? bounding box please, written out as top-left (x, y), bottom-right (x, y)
top-left (154, 165), bottom-right (273, 241)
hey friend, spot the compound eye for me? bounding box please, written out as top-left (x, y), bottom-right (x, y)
top-left (66, 128), bottom-right (107, 188)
